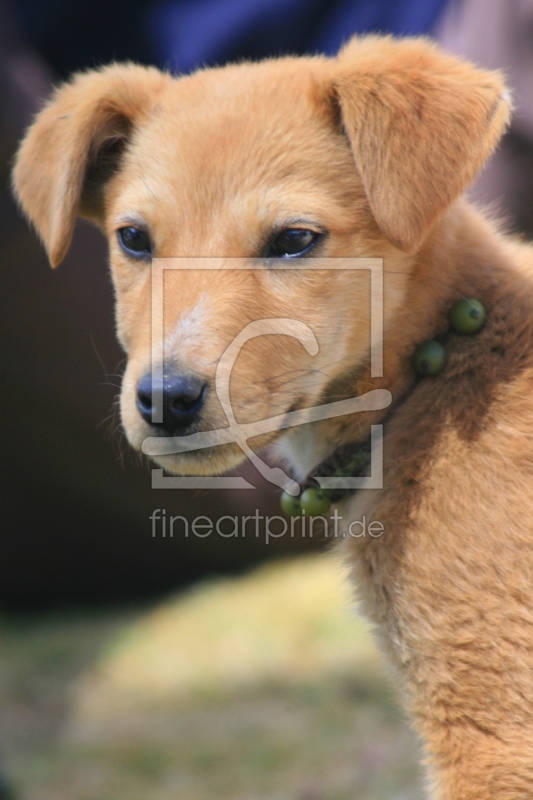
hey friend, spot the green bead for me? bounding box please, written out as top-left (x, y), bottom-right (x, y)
top-left (448, 298), bottom-right (486, 335)
top-left (412, 340), bottom-right (448, 376)
top-left (280, 491), bottom-right (302, 517)
top-left (299, 487), bottom-right (331, 516)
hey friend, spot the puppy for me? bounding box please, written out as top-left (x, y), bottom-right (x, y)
top-left (13, 35), bottom-right (533, 798)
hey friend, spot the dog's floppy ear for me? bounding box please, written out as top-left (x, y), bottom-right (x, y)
top-left (328, 36), bottom-right (511, 253)
top-left (12, 63), bottom-right (168, 267)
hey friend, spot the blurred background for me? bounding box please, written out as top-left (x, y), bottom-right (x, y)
top-left (1, 0), bottom-right (533, 797)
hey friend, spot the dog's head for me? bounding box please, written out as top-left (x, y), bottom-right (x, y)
top-left (12, 36), bottom-right (510, 476)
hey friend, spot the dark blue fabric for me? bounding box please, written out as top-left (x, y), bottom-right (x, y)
top-left (317, 0), bottom-right (449, 53)
top-left (148, 0), bottom-right (343, 71)
top-left (149, 0), bottom-right (449, 74)
top-left (13, 0), bottom-right (449, 78)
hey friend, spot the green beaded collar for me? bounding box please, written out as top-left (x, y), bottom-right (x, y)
top-left (280, 297), bottom-right (486, 517)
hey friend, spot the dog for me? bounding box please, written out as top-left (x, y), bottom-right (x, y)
top-left (13, 34), bottom-right (533, 798)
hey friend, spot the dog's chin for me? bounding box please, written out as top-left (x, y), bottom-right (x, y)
top-left (149, 444), bottom-right (249, 477)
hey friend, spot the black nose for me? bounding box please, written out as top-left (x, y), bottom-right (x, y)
top-left (136, 371), bottom-right (207, 433)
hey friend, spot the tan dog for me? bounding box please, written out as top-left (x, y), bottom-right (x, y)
top-left (12, 35), bottom-right (533, 798)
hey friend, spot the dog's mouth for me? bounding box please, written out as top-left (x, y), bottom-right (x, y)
top-left (141, 419), bottom-right (291, 478)
top-left (131, 332), bottom-right (387, 480)
top-left (139, 375), bottom-right (392, 489)
top-left (144, 427), bottom-right (373, 496)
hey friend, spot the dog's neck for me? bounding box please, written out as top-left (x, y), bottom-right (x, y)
top-left (280, 199), bottom-right (516, 482)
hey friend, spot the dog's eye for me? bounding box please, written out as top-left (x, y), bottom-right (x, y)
top-left (268, 228), bottom-right (322, 258)
top-left (118, 226), bottom-right (152, 257)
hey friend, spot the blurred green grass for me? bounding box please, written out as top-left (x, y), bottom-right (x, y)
top-left (0, 554), bottom-right (423, 799)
